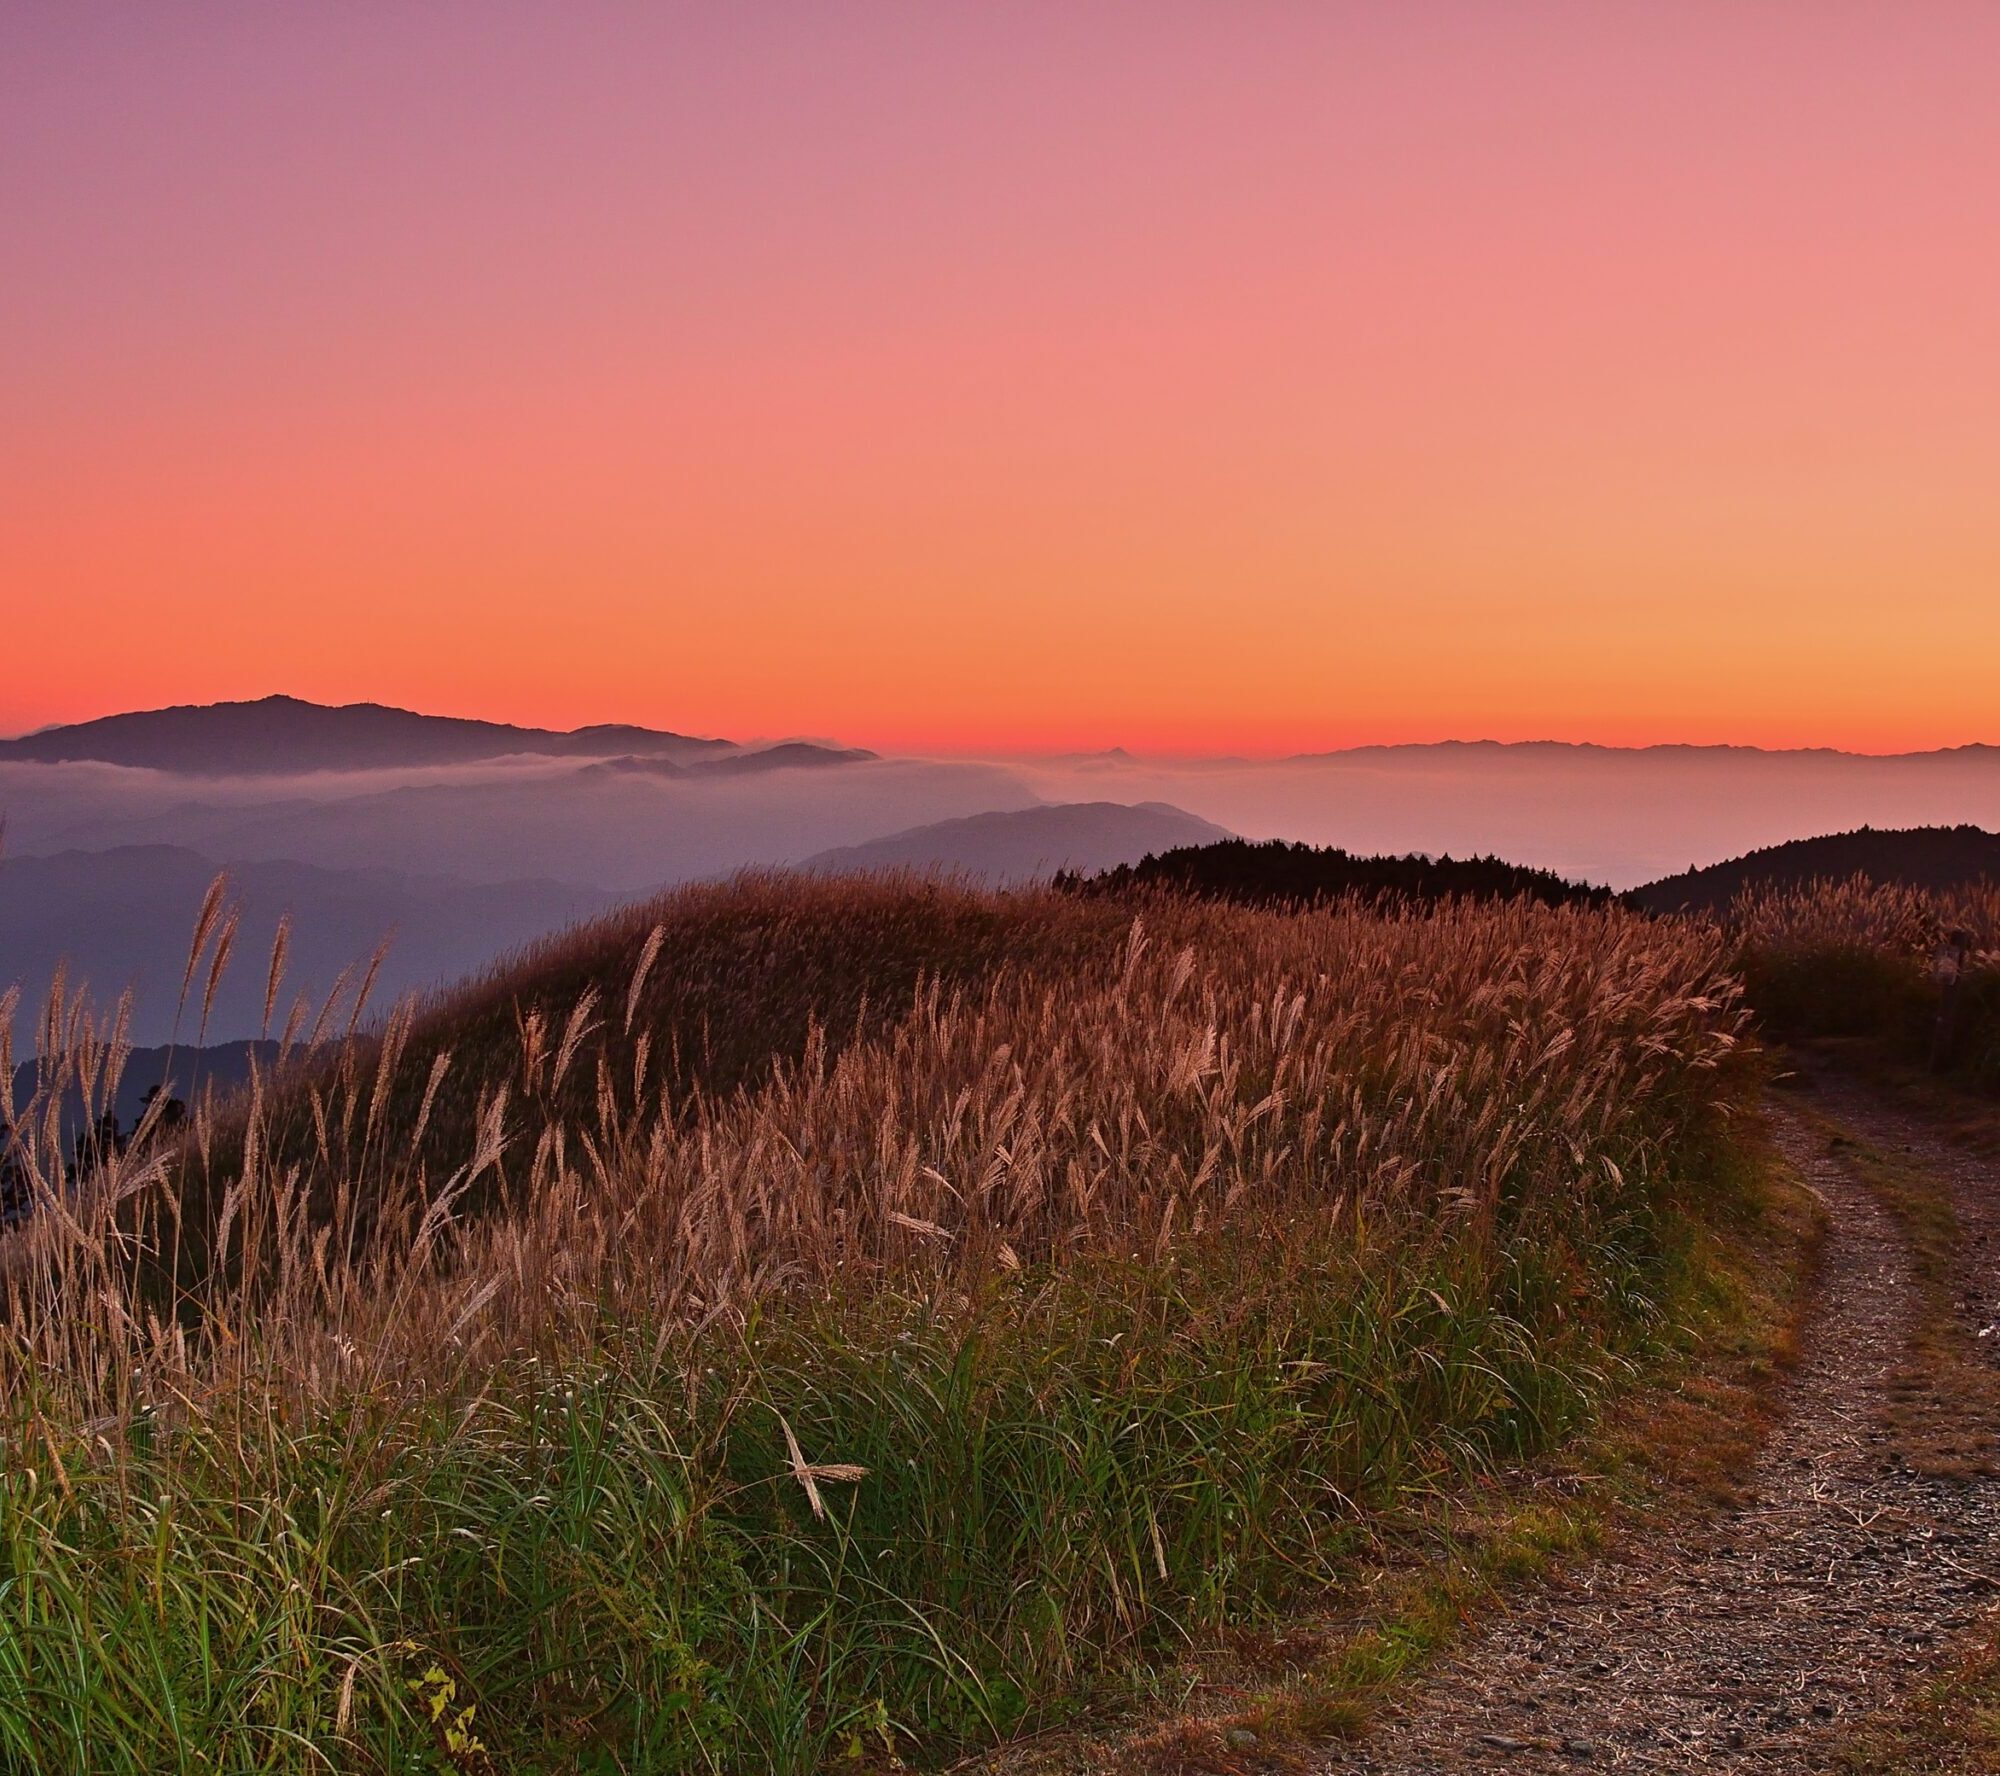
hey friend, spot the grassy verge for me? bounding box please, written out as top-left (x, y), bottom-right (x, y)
top-left (1840, 1617), bottom-right (2000, 1775)
top-left (0, 1138), bottom-right (1803, 1776)
top-left (0, 1207), bottom-right (1714, 1774)
top-left (972, 1116), bottom-right (1824, 1773)
top-left (1730, 877), bottom-right (2000, 1095)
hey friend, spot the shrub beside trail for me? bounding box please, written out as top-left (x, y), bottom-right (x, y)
top-left (1732, 875), bottom-right (2000, 1088)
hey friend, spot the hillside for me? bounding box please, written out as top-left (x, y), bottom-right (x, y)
top-left (800, 800), bottom-right (1230, 884)
top-left (576, 743), bottom-right (878, 781)
top-left (1004, 741), bottom-right (2000, 890)
top-left (1631, 823), bottom-right (2000, 914)
top-left (699, 741), bottom-right (879, 775)
top-left (1063, 835), bottom-right (1613, 909)
top-left (0, 694), bottom-right (734, 774)
top-left (0, 870), bottom-right (1760, 1772)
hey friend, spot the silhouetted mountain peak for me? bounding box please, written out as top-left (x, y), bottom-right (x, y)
top-left (0, 696), bottom-right (735, 775)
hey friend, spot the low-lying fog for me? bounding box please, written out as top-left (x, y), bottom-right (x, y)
top-left (0, 755), bottom-right (1040, 890)
top-left (5, 742), bottom-right (1999, 1048)
top-left (1010, 744), bottom-right (2000, 892)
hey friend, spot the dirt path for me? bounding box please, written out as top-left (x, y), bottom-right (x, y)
top-left (1322, 1073), bottom-right (2000, 1773)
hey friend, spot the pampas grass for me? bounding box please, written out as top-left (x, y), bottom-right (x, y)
top-left (0, 873), bottom-right (1755, 1772)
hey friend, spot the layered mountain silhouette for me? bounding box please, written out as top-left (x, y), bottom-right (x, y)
top-left (1630, 824), bottom-right (2000, 914)
top-left (1283, 739), bottom-right (2000, 764)
top-left (576, 743), bottom-right (878, 781)
top-left (0, 695), bottom-right (734, 774)
top-left (699, 742), bottom-right (879, 775)
top-left (11, 699), bottom-right (2000, 890)
top-left (800, 802), bottom-right (1230, 885)
top-left (9, 1040), bottom-right (277, 1149)
top-left (0, 845), bottom-right (617, 1047)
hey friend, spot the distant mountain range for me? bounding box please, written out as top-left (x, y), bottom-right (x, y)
top-left (6, 699), bottom-right (1999, 1046)
top-left (800, 801), bottom-right (1231, 884)
top-left (0, 695), bottom-right (736, 774)
top-left (1285, 739), bottom-right (2000, 763)
top-left (14, 699), bottom-right (1995, 783)
top-left (697, 742), bottom-right (879, 775)
top-left (9, 1040), bottom-right (276, 1148)
top-left (0, 845), bottom-right (617, 1047)
top-left (574, 742), bottom-right (878, 781)
top-left (1629, 824), bottom-right (2000, 914)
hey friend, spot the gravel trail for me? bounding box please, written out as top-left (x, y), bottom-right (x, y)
top-left (1323, 1074), bottom-right (2000, 1773)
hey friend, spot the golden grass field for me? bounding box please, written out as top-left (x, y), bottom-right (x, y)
top-left (0, 867), bottom-right (1987, 1771)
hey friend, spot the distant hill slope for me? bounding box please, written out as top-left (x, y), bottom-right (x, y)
top-left (799, 801), bottom-right (1231, 885)
top-left (1063, 837), bottom-right (1613, 909)
top-left (1630, 824), bottom-right (2000, 914)
top-left (9, 1040), bottom-right (276, 1149)
top-left (576, 743), bottom-right (878, 781)
top-left (0, 845), bottom-right (617, 1047)
top-left (0, 694), bottom-right (734, 774)
top-left (696, 742), bottom-right (879, 776)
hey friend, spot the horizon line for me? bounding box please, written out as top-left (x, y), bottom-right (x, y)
top-left (3, 693), bottom-right (1997, 765)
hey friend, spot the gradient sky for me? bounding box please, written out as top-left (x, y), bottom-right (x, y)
top-left (5, 4), bottom-right (1998, 755)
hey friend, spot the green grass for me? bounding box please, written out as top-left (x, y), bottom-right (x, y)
top-left (1022, 1121), bottom-right (1823, 1773)
top-left (1841, 1616), bottom-right (2000, 1775)
top-left (0, 880), bottom-right (1768, 1773)
top-left (0, 1202), bottom-right (1708, 1774)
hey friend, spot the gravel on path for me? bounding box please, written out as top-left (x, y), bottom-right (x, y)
top-left (1322, 1077), bottom-right (2000, 1774)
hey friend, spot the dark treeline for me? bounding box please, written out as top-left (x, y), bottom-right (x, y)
top-left (1057, 837), bottom-right (1612, 911)
top-left (1629, 824), bottom-right (2000, 916)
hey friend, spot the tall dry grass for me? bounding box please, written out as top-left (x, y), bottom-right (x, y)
top-left (0, 874), bottom-right (1754, 1771)
top-left (4, 879), bottom-right (1745, 1415)
top-left (1730, 874), bottom-right (2000, 1079)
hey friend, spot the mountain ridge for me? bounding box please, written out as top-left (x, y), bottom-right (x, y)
top-left (10, 698), bottom-right (1996, 776)
top-left (0, 695), bottom-right (735, 775)
top-left (1282, 738), bottom-right (2000, 763)
top-left (800, 801), bottom-right (1231, 884)
top-left (1630, 824), bottom-right (2000, 914)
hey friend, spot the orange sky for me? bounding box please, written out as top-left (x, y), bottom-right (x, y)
top-left (4, 5), bottom-right (1997, 756)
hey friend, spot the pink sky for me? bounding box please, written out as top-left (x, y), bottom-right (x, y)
top-left (5, 4), bottom-right (1998, 754)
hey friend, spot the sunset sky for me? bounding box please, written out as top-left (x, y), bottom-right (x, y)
top-left (5, 5), bottom-right (1998, 756)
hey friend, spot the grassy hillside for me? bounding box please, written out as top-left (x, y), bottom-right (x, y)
top-left (1614, 825), bottom-right (2000, 1090)
top-left (1632, 823), bottom-right (2000, 914)
top-left (1, 875), bottom-right (1761, 1772)
top-left (1730, 875), bottom-right (2000, 1088)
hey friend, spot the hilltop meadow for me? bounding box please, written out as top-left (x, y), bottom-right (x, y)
top-left (1, 861), bottom-right (1996, 1772)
